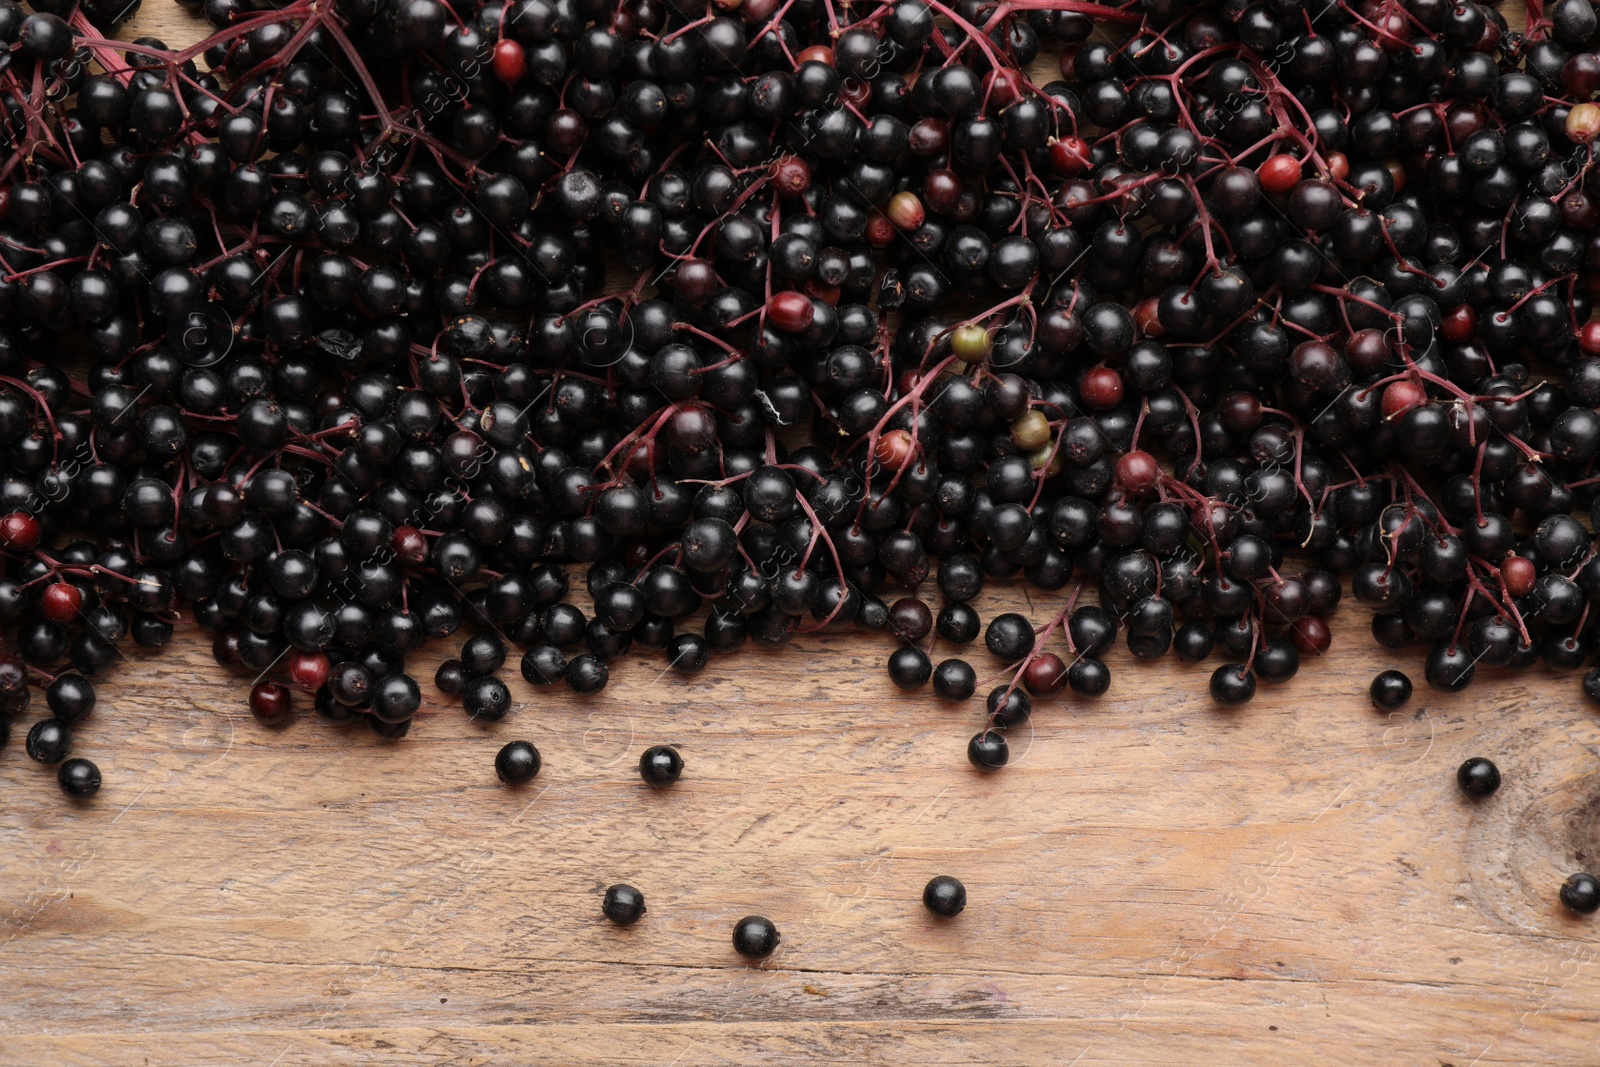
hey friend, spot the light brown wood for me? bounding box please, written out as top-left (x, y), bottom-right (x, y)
top-left (9, 1), bottom-right (1600, 1065)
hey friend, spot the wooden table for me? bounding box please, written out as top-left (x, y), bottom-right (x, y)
top-left (8, 1), bottom-right (1600, 1064)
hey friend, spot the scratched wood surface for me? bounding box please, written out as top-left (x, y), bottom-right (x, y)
top-left (9, 1), bottom-right (1600, 1065)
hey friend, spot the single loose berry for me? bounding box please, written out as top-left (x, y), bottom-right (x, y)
top-left (495, 740), bottom-right (541, 784)
top-left (250, 681), bottom-right (292, 724)
top-left (58, 758), bottom-right (101, 799)
top-left (639, 744), bottom-right (683, 786)
top-left (26, 719), bottom-right (70, 764)
top-left (732, 915), bottom-right (780, 958)
top-left (602, 883), bottom-right (647, 925)
top-left (1370, 670), bottom-right (1413, 710)
top-left (1560, 873), bottom-right (1600, 914)
top-left (1456, 757), bottom-right (1501, 798)
top-left (922, 875), bottom-right (967, 917)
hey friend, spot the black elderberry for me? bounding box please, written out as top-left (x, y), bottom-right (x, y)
top-left (26, 719), bottom-right (71, 764)
top-left (967, 730), bottom-right (1009, 770)
top-left (639, 745), bottom-right (683, 787)
top-left (1561, 873), bottom-right (1600, 915)
top-left (922, 875), bottom-right (967, 917)
top-left (495, 740), bottom-right (541, 785)
top-left (1456, 758), bottom-right (1501, 798)
top-left (58, 758), bottom-right (102, 798)
top-left (732, 915), bottom-right (780, 959)
top-left (602, 884), bottom-right (646, 925)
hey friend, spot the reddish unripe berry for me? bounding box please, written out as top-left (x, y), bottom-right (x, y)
top-left (289, 651), bottom-right (331, 693)
top-left (392, 526), bottom-right (427, 566)
top-left (1374, 10), bottom-right (1408, 51)
top-left (864, 214), bottom-right (896, 246)
top-left (887, 191), bottom-right (925, 230)
top-left (1258, 153), bottom-right (1302, 193)
top-left (1440, 304), bottom-right (1477, 342)
top-left (1047, 137), bottom-right (1091, 177)
top-left (1080, 367), bottom-right (1124, 411)
top-left (1581, 320), bottom-right (1600, 355)
top-left (1324, 151), bottom-right (1350, 181)
top-left (770, 155), bottom-right (811, 195)
top-left (0, 512), bottom-right (40, 550)
top-left (874, 429), bottom-right (915, 472)
top-left (40, 583), bottom-right (82, 624)
top-left (1381, 380), bottom-right (1427, 421)
top-left (491, 39), bottom-right (524, 84)
top-left (840, 78), bottom-right (871, 109)
top-left (1501, 555), bottom-right (1537, 597)
top-left (1023, 653), bottom-right (1067, 696)
top-left (1133, 296), bottom-right (1164, 338)
top-left (1289, 616), bottom-right (1332, 656)
top-left (984, 67), bottom-right (1025, 106)
top-left (251, 681), bottom-right (292, 724)
top-left (923, 168), bottom-right (961, 213)
top-left (1385, 159), bottom-right (1406, 193)
top-left (1115, 450), bottom-right (1160, 492)
top-left (767, 290), bottom-right (814, 333)
top-left (797, 45), bottom-right (833, 65)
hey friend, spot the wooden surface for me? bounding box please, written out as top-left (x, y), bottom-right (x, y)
top-left (10, 1), bottom-right (1600, 1065)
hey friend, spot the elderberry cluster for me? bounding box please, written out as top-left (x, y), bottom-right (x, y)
top-left (5, 0), bottom-right (1600, 818)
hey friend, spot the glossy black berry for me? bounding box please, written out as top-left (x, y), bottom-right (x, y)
top-left (26, 719), bottom-right (71, 764)
top-left (1209, 664), bottom-right (1255, 706)
top-left (984, 613), bottom-right (1035, 660)
top-left (58, 758), bottom-right (102, 798)
top-left (732, 915), bottom-right (780, 958)
top-left (639, 744), bottom-right (683, 787)
top-left (967, 729), bottom-right (1009, 770)
top-left (495, 740), bottom-right (541, 784)
top-left (922, 875), bottom-right (966, 917)
top-left (1370, 670), bottom-right (1413, 711)
top-left (888, 646), bottom-right (933, 689)
top-left (1456, 757), bottom-right (1501, 798)
top-left (463, 676), bottom-right (512, 721)
top-left (933, 658), bottom-right (977, 701)
top-left (1560, 873), bottom-right (1600, 914)
top-left (602, 883), bottom-right (647, 925)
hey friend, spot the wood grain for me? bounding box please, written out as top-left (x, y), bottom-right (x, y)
top-left (8, 1), bottom-right (1599, 1065)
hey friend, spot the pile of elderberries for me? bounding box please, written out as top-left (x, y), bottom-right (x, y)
top-left (6, 0), bottom-right (1600, 796)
